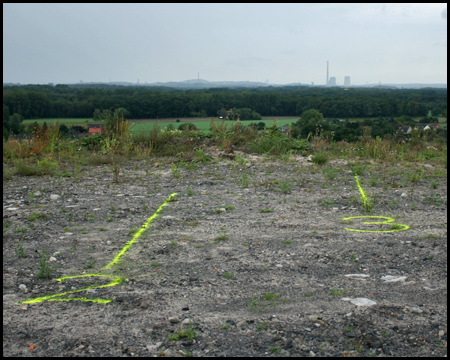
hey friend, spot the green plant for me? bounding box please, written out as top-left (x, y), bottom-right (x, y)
top-left (277, 180), bottom-right (292, 194)
top-left (304, 292), bottom-right (313, 297)
top-left (169, 241), bottom-right (178, 246)
top-left (260, 208), bottom-right (273, 213)
top-left (265, 292), bottom-right (279, 301)
top-left (240, 174), bottom-right (249, 188)
top-left (223, 272), bottom-right (233, 279)
top-left (269, 346), bottom-right (281, 353)
top-left (216, 234), bottom-right (229, 241)
top-left (168, 326), bottom-right (196, 341)
top-left (186, 187), bottom-right (194, 196)
top-left (99, 227), bottom-right (107, 231)
top-left (83, 259), bottom-right (96, 269)
top-left (172, 163), bottom-right (180, 179)
top-left (221, 323), bottom-right (232, 330)
top-left (330, 289), bottom-right (349, 297)
top-left (37, 249), bottom-right (57, 279)
top-left (312, 151), bottom-right (329, 165)
top-left (15, 237), bottom-right (27, 258)
top-left (13, 228), bottom-right (27, 233)
top-left (282, 239), bottom-right (292, 244)
top-left (322, 166), bottom-right (339, 181)
top-left (255, 322), bottom-right (266, 331)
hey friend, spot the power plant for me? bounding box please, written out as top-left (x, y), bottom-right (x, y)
top-left (326, 61), bottom-right (350, 86)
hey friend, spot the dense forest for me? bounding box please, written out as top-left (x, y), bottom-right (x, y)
top-left (2, 84), bottom-right (447, 120)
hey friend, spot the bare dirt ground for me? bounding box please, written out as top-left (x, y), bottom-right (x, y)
top-left (3, 152), bottom-right (447, 357)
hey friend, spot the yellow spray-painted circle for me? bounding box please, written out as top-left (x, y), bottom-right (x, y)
top-left (18, 193), bottom-right (177, 305)
top-left (342, 216), bottom-right (410, 233)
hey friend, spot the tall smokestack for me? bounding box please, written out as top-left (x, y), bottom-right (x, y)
top-left (326, 61), bottom-right (329, 86)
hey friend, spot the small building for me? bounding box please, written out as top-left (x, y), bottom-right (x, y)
top-left (429, 123), bottom-right (443, 131)
top-left (88, 123), bottom-right (104, 135)
top-left (398, 125), bottom-right (412, 134)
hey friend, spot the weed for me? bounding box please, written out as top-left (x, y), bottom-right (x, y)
top-left (3, 221), bottom-right (10, 231)
top-left (37, 249), bottom-right (57, 279)
top-left (390, 224), bottom-right (403, 230)
top-left (15, 237), bottom-right (27, 258)
top-left (221, 323), bottom-right (232, 330)
top-left (312, 151), bottom-right (329, 165)
top-left (169, 241), bottom-right (178, 246)
top-left (319, 198), bottom-right (334, 206)
top-left (186, 186), bottom-right (194, 196)
top-left (277, 180), bottom-right (292, 194)
top-left (282, 239), bottom-right (292, 244)
top-left (264, 292), bottom-right (279, 301)
top-left (269, 346), bottom-right (281, 353)
top-left (168, 325), bottom-right (196, 342)
top-left (13, 228), bottom-right (27, 233)
top-left (260, 208), bottom-right (274, 213)
top-left (99, 227), bottom-right (107, 231)
top-left (304, 292), bottom-right (313, 297)
top-left (172, 163), bottom-right (180, 179)
top-left (216, 234), bottom-right (229, 241)
top-left (223, 272), bottom-right (233, 279)
top-left (240, 174), bottom-right (249, 188)
top-left (256, 322), bottom-right (266, 331)
top-left (345, 325), bottom-right (353, 332)
top-left (83, 259), bottom-right (96, 269)
top-left (350, 253), bottom-right (356, 262)
top-left (330, 289), bottom-right (349, 296)
top-left (427, 234), bottom-right (439, 239)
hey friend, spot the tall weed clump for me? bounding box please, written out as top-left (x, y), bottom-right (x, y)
top-left (246, 127), bottom-right (310, 155)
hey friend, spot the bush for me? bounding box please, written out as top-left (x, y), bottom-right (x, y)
top-left (246, 131), bottom-right (311, 155)
top-left (178, 122), bottom-right (198, 131)
top-left (311, 151), bottom-right (329, 166)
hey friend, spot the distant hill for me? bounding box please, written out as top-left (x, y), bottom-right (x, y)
top-left (3, 80), bottom-right (447, 90)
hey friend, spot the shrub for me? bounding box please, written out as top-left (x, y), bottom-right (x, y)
top-left (178, 122), bottom-right (197, 131)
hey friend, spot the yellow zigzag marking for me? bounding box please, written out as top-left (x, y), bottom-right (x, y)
top-left (18, 193), bottom-right (177, 305)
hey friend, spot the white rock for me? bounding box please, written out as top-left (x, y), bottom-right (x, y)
top-left (6, 207), bottom-right (19, 211)
top-left (168, 316), bottom-right (180, 323)
top-left (342, 297), bottom-right (376, 307)
top-left (381, 275), bottom-right (407, 283)
top-left (401, 192), bottom-right (408, 197)
top-left (50, 194), bottom-right (60, 200)
top-left (182, 318), bottom-right (192, 325)
top-left (34, 191), bottom-right (42, 196)
top-left (106, 241), bottom-right (112, 245)
top-left (18, 284), bottom-right (27, 292)
top-left (49, 256), bottom-right (57, 262)
top-left (439, 330), bottom-right (445, 337)
top-left (345, 274), bottom-right (369, 278)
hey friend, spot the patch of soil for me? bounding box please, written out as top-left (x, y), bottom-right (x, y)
top-left (3, 154), bottom-right (447, 356)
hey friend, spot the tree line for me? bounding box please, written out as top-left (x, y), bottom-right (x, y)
top-left (3, 84), bottom-right (447, 121)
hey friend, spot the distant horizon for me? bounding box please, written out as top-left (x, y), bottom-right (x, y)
top-left (3, 78), bottom-right (447, 88)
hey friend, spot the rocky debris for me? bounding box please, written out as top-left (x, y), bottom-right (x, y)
top-left (2, 157), bottom-right (447, 357)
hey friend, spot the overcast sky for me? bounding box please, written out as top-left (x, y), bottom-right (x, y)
top-left (3, 3), bottom-right (447, 86)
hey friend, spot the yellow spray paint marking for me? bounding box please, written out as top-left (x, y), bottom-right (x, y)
top-left (342, 215), bottom-right (410, 233)
top-left (18, 193), bottom-right (177, 305)
top-left (354, 175), bottom-right (370, 210)
top-left (343, 175), bottom-right (409, 233)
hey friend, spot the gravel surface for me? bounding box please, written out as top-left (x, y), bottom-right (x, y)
top-left (3, 151), bottom-right (447, 357)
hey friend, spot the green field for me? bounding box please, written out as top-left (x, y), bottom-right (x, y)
top-left (130, 118), bottom-right (299, 134)
top-left (22, 118), bottom-right (93, 128)
top-left (21, 116), bottom-right (447, 135)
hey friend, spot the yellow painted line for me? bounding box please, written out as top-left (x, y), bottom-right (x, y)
top-left (342, 216), bottom-right (410, 233)
top-left (103, 192), bottom-right (177, 269)
top-left (354, 175), bottom-right (370, 210)
top-left (18, 193), bottom-right (177, 305)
